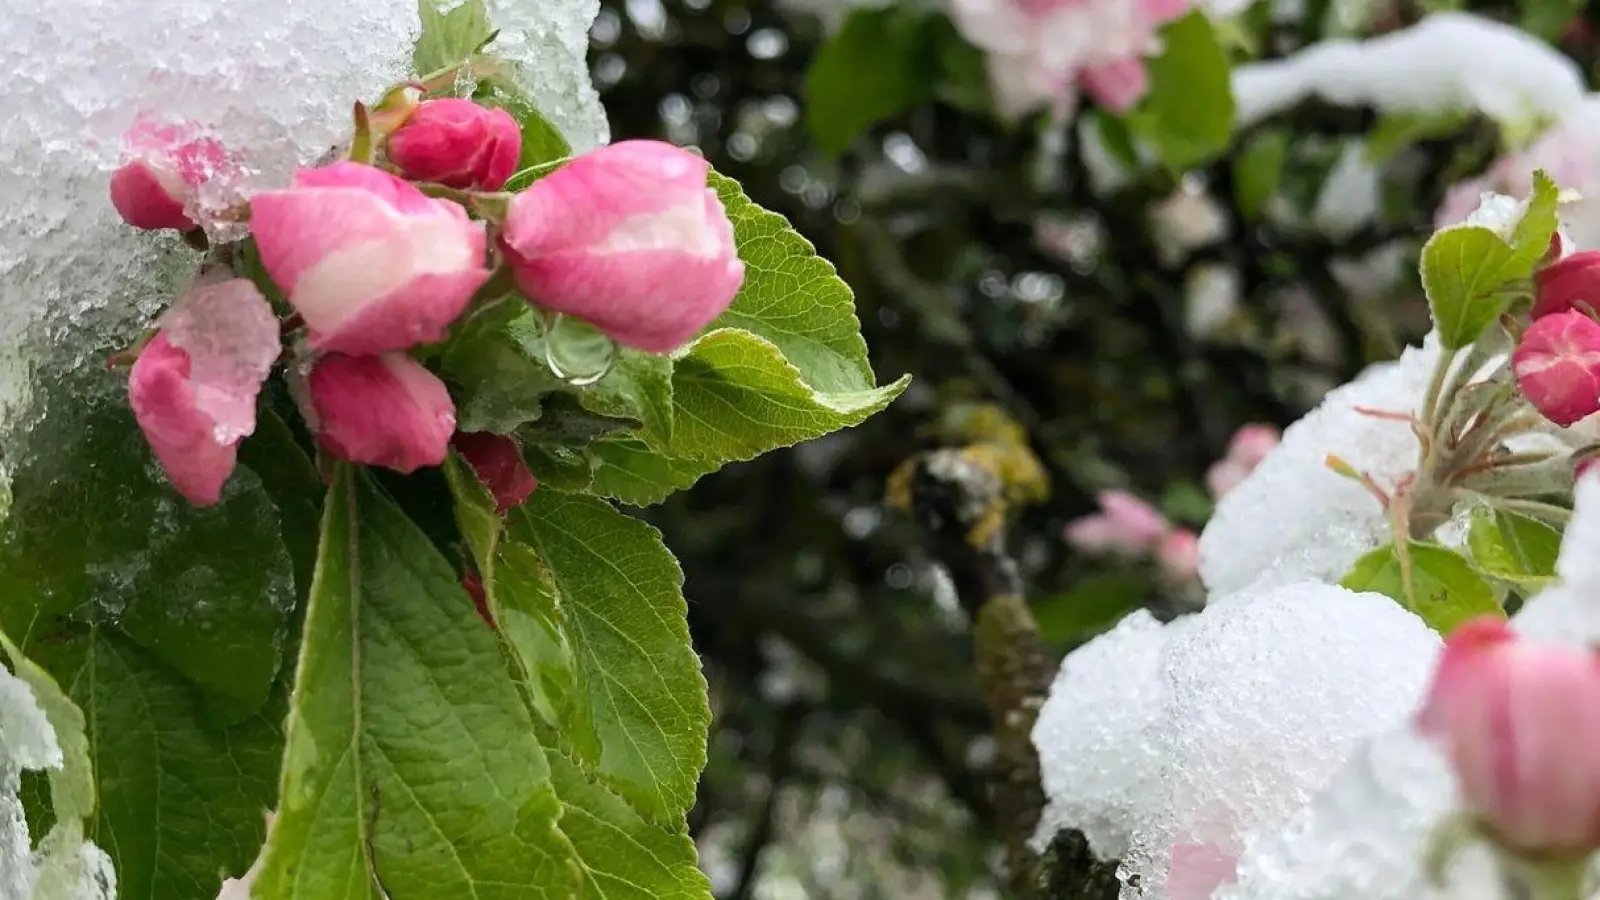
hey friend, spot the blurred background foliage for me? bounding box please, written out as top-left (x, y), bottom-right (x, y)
top-left (588, 0), bottom-right (1597, 895)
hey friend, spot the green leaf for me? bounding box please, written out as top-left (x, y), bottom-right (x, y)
top-left (238, 405), bottom-right (325, 609)
top-left (668, 328), bottom-right (908, 463)
top-left (709, 171), bottom-right (885, 396)
top-left (25, 630), bottom-right (281, 900)
top-left (804, 6), bottom-right (939, 156)
top-left (579, 349), bottom-right (674, 446)
top-left (256, 467), bottom-right (579, 899)
top-left (505, 491), bottom-right (710, 824)
top-left (1467, 507), bottom-right (1561, 591)
top-left (548, 754), bottom-right (711, 900)
top-left (492, 543), bottom-right (578, 730)
top-left (1341, 541), bottom-right (1505, 634)
top-left (1127, 11), bottom-right (1236, 172)
top-left (1519, 0), bottom-right (1585, 41)
top-left (587, 440), bottom-right (719, 506)
top-left (1423, 170), bottom-right (1559, 349)
top-left (1365, 110), bottom-right (1471, 164)
top-left (1233, 128), bottom-right (1289, 221)
top-left (414, 0), bottom-right (494, 76)
top-left (1032, 576), bottom-right (1145, 644)
top-left (0, 632), bottom-right (93, 823)
top-left (523, 444), bottom-right (599, 492)
top-left (440, 302), bottom-right (567, 434)
top-left (0, 392), bottom-right (294, 722)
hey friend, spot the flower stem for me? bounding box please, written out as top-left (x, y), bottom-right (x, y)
top-left (1504, 853), bottom-right (1593, 900)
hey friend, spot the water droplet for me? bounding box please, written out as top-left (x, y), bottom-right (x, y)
top-left (541, 313), bottom-right (615, 387)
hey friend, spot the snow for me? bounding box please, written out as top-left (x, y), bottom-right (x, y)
top-left (1032, 583), bottom-right (1441, 899)
top-left (1232, 13), bottom-right (1585, 130)
top-left (0, 666), bottom-right (116, 900)
top-left (1198, 339), bottom-right (1439, 596)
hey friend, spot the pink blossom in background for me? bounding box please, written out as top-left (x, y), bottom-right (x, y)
top-left (948, 0), bottom-right (1190, 119)
top-left (1512, 310), bottom-right (1600, 426)
top-left (1167, 841), bottom-right (1239, 900)
top-left (128, 279), bottom-right (279, 506)
top-left (1418, 617), bottom-right (1600, 855)
top-left (386, 98), bottom-right (522, 191)
top-left (1064, 489), bottom-right (1171, 555)
top-left (307, 351), bottom-right (456, 474)
top-left (500, 140), bottom-right (745, 352)
top-left (249, 161), bottom-right (491, 356)
top-left (1156, 528), bottom-right (1200, 581)
top-left (1436, 102), bottom-right (1600, 248)
top-left (109, 118), bottom-right (234, 232)
top-left (1205, 423), bottom-right (1281, 499)
top-left (451, 431), bottom-right (537, 514)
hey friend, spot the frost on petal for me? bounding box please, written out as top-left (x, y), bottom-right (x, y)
top-left (1198, 340), bottom-right (1439, 596)
top-left (1116, 583), bottom-right (1441, 897)
top-left (157, 279), bottom-right (280, 445)
top-left (1215, 729), bottom-right (1500, 900)
top-left (1232, 13), bottom-right (1585, 130)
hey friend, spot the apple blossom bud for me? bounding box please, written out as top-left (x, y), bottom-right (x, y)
top-left (127, 280), bottom-right (279, 506)
top-left (1512, 310), bottom-right (1600, 426)
top-left (1167, 841), bottom-right (1238, 900)
top-left (1079, 58), bottom-right (1150, 113)
top-left (307, 352), bottom-right (455, 473)
top-left (1156, 529), bottom-right (1200, 582)
top-left (386, 98), bottom-right (521, 191)
top-left (1063, 490), bottom-right (1169, 556)
top-left (109, 120), bottom-right (231, 232)
top-left (1226, 423), bottom-right (1281, 468)
top-left (499, 140), bottom-right (746, 353)
top-left (1417, 617), bottom-right (1600, 856)
top-left (250, 162), bottom-right (491, 355)
top-left (1533, 249), bottom-right (1600, 319)
top-left (451, 431), bottom-right (537, 514)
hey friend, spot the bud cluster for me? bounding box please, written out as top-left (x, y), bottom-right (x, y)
top-left (111, 84), bottom-right (746, 513)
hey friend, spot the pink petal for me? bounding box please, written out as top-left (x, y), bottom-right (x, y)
top-left (451, 431), bottom-right (537, 513)
top-left (1080, 58), bottom-right (1150, 114)
top-left (128, 335), bottom-right (240, 506)
top-left (110, 159), bottom-right (194, 231)
top-left (308, 352), bottom-right (456, 473)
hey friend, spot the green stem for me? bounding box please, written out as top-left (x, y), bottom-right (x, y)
top-left (1504, 853), bottom-right (1593, 900)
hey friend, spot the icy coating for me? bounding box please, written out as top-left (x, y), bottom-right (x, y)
top-left (0, 667), bottom-right (116, 900)
top-left (1197, 340), bottom-right (1440, 597)
top-left (1031, 583), bottom-right (1442, 900)
top-left (0, 0), bottom-right (606, 445)
top-left (158, 278), bottom-right (281, 445)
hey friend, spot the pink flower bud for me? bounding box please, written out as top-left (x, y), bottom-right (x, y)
top-left (1167, 841), bottom-right (1238, 900)
top-left (109, 120), bottom-right (231, 232)
top-left (1226, 423), bottom-right (1281, 469)
top-left (1080, 58), bottom-right (1150, 114)
top-left (1204, 460), bottom-right (1250, 501)
top-left (128, 279), bottom-right (280, 506)
top-left (250, 162), bottom-right (491, 355)
top-left (1063, 490), bottom-right (1170, 556)
top-left (1512, 310), bottom-right (1600, 426)
top-left (451, 431), bottom-right (537, 514)
top-left (307, 352), bottom-right (455, 473)
top-left (499, 140), bottom-right (746, 353)
top-left (386, 98), bottom-right (522, 192)
top-left (1534, 250), bottom-right (1600, 320)
top-left (1156, 529), bottom-right (1200, 582)
top-left (1418, 617), bottom-right (1600, 855)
